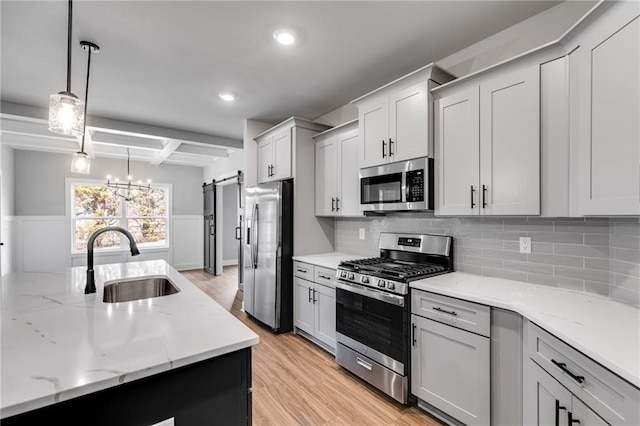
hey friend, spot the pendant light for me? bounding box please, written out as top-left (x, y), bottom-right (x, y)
top-left (71, 41), bottom-right (99, 174)
top-left (49, 0), bottom-right (84, 136)
top-left (105, 149), bottom-right (152, 201)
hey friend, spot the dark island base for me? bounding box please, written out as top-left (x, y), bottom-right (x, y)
top-left (4, 348), bottom-right (252, 426)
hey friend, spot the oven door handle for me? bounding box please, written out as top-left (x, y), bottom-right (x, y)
top-left (335, 281), bottom-right (405, 307)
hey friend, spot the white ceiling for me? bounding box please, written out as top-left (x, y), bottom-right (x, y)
top-left (1, 1), bottom-right (562, 166)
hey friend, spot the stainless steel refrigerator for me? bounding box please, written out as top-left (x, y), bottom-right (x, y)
top-left (243, 179), bottom-right (294, 332)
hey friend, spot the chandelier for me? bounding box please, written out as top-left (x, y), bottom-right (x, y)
top-left (106, 149), bottom-right (152, 201)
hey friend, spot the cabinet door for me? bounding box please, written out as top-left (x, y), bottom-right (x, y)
top-left (359, 98), bottom-right (389, 168)
top-left (578, 5), bottom-right (640, 215)
top-left (315, 137), bottom-right (337, 216)
top-left (411, 315), bottom-right (490, 426)
top-left (389, 80), bottom-right (431, 162)
top-left (570, 396), bottom-right (609, 426)
top-left (336, 128), bottom-right (360, 216)
top-left (294, 277), bottom-right (314, 335)
top-left (272, 128), bottom-right (292, 181)
top-left (257, 138), bottom-right (273, 184)
top-left (435, 85), bottom-right (480, 216)
top-left (523, 360), bottom-right (572, 426)
top-left (313, 283), bottom-right (336, 351)
top-left (480, 65), bottom-right (540, 215)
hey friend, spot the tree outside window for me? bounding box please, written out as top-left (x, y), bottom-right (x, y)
top-left (72, 183), bottom-right (169, 252)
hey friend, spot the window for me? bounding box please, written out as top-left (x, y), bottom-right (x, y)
top-left (71, 181), bottom-right (170, 252)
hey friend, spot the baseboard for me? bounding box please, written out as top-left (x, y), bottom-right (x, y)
top-left (174, 262), bottom-right (203, 271)
top-left (222, 259), bottom-right (238, 266)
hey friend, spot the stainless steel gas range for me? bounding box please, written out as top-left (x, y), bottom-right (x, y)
top-left (335, 233), bottom-right (453, 404)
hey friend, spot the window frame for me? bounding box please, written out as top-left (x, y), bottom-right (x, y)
top-left (67, 178), bottom-right (172, 254)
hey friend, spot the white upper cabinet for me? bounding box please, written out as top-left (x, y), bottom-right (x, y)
top-left (436, 85), bottom-right (480, 216)
top-left (352, 65), bottom-right (456, 169)
top-left (572, 2), bottom-right (640, 215)
top-left (314, 120), bottom-right (360, 217)
top-left (257, 128), bottom-right (291, 184)
top-left (435, 62), bottom-right (540, 216)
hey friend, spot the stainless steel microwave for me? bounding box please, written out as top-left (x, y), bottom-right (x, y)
top-left (360, 157), bottom-right (433, 212)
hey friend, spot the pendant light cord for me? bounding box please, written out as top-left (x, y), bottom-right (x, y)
top-left (66, 0), bottom-right (72, 93)
top-left (79, 43), bottom-right (93, 153)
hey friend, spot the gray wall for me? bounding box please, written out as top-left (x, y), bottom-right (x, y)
top-left (335, 216), bottom-right (640, 306)
top-left (1, 144), bottom-right (15, 216)
top-left (222, 184), bottom-right (238, 263)
top-left (14, 150), bottom-right (203, 216)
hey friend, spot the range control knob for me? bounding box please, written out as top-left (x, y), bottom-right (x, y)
top-left (340, 271), bottom-right (347, 278)
top-left (387, 282), bottom-right (396, 290)
top-left (361, 276), bottom-right (370, 284)
top-left (348, 273), bottom-right (355, 280)
top-left (377, 279), bottom-right (386, 288)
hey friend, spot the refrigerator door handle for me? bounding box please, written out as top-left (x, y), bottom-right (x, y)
top-left (253, 204), bottom-right (259, 268)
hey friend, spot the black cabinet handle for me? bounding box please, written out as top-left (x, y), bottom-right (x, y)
top-left (555, 400), bottom-right (566, 426)
top-left (312, 289), bottom-right (317, 304)
top-left (482, 185), bottom-right (488, 208)
top-left (551, 359), bottom-right (585, 384)
top-left (412, 323), bottom-right (417, 347)
top-left (308, 287), bottom-right (312, 303)
top-left (471, 186), bottom-right (476, 208)
top-left (336, 197), bottom-right (340, 211)
top-left (382, 140), bottom-right (387, 158)
top-left (568, 412), bottom-right (580, 424)
top-left (389, 138), bottom-right (394, 156)
top-left (331, 197), bottom-right (335, 212)
top-left (433, 306), bottom-right (458, 316)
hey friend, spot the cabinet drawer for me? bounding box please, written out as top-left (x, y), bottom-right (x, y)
top-left (526, 321), bottom-right (640, 425)
top-left (315, 266), bottom-right (336, 287)
top-left (411, 290), bottom-right (490, 337)
top-left (294, 262), bottom-right (314, 281)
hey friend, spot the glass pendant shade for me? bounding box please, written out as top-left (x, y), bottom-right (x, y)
top-left (71, 151), bottom-right (91, 174)
top-left (49, 92), bottom-right (84, 136)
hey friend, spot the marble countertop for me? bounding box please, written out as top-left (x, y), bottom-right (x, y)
top-left (411, 272), bottom-right (640, 389)
top-left (292, 252), bottom-right (364, 270)
top-left (0, 260), bottom-right (259, 419)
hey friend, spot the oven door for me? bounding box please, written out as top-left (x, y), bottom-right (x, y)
top-left (335, 281), bottom-right (408, 371)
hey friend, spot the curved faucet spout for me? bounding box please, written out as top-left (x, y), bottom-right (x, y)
top-left (85, 226), bottom-right (141, 294)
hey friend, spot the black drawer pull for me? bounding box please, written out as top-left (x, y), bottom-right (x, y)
top-left (551, 359), bottom-right (585, 384)
top-left (555, 400), bottom-right (566, 426)
top-left (318, 274), bottom-right (331, 280)
top-left (433, 307), bottom-right (457, 316)
top-left (412, 323), bottom-right (417, 347)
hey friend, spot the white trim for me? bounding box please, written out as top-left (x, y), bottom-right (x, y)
top-left (222, 259), bottom-right (238, 266)
top-left (174, 262), bottom-right (203, 271)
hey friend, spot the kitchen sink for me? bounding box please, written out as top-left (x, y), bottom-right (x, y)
top-left (103, 276), bottom-right (180, 303)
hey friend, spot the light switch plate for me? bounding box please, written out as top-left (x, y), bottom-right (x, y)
top-left (359, 228), bottom-right (365, 240)
top-left (519, 237), bottom-right (531, 254)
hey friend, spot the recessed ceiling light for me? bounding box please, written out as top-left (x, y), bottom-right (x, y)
top-left (218, 92), bottom-right (235, 102)
top-left (273, 29), bottom-right (296, 46)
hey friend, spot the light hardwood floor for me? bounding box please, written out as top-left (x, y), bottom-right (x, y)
top-left (182, 267), bottom-right (442, 426)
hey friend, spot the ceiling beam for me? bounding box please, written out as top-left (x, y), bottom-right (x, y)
top-left (1, 101), bottom-right (243, 149)
top-left (90, 130), bottom-right (164, 151)
top-left (176, 144), bottom-right (229, 158)
top-left (151, 140), bottom-right (182, 165)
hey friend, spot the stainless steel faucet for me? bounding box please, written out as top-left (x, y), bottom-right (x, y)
top-left (85, 226), bottom-right (140, 294)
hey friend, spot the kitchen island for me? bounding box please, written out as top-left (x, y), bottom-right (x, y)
top-left (1, 260), bottom-right (259, 425)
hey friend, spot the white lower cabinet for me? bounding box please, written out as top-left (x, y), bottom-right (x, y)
top-left (523, 321), bottom-right (639, 426)
top-left (411, 290), bottom-right (491, 426)
top-left (524, 360), bottom-right (607, 426)
top-left (293, 262), bottom-right (336, 353)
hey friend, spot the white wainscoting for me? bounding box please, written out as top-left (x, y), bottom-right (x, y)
top-left (17, 216), bottom-right (70, 273)
top-left (172, 215), bottom-right (203, 271)
top-left (1, 216), bottom-right (15, 276)
top-left (12, 215), bottom-right (203, 273)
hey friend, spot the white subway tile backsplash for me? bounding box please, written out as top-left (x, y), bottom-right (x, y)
top-left (334, 216), bottom-right (640, 305)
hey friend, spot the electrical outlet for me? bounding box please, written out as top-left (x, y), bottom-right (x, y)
top-left (359, 228), bottom-right (365, 240)
top-left (519, 237), bottom-right (532, 254)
